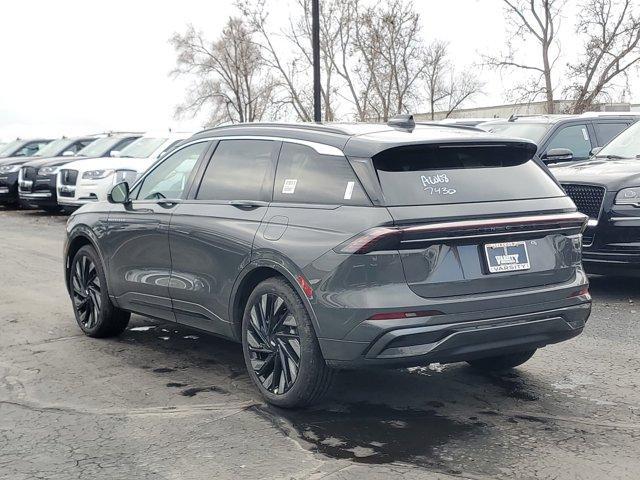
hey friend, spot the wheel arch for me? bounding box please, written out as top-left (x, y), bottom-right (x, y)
top-left (64, 226), bottom-right (109, 295)
top-left (229, 260), bottom-right (318, 343)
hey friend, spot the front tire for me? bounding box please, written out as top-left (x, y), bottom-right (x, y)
top-left (467, 349), bottom-right (537, 371)
top-left (241, 277), bottom-right (333, 408)
top-left (69, 245), bottom-right (130, 338)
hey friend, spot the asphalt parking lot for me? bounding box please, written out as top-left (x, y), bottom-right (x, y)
top-left (1, 207), bottom-right (639, 480)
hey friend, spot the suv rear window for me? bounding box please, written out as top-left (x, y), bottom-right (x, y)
top-left (274, 142), bottom-right (369, 205)
top-left (373, 144), bottom-right (564, 206)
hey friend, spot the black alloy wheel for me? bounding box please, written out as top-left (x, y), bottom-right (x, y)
top-left (71, 254), bottom-right (102, 329)
top-left (69, 245), bottom-right (129, 337)
top-left (246, 293), bottom-right (301, 395)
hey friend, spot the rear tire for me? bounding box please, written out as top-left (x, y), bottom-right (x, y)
top-left (467, 349), bottom-right (537, 371)
top-left (241, 277), bottom-right (333, 408)
top-left (69, 245), bottom-right (130, 338)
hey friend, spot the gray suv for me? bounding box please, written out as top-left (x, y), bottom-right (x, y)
top-left (64, 118), bottom-right (591, 407)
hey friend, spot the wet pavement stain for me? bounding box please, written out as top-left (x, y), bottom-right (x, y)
top-left (166, 382), bottom-right (189, 388)
top-left (480, 371), bottom-right (540, 401)
top-left (181, 386), bottom-right (229, 397)
top-left (153, 367), bottom-right (175, 373)
top-left (250, 402), bottom-right (481, 467)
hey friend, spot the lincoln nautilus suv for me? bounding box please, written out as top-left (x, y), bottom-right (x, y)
top-left (63, 118), bottom-right (591, 407)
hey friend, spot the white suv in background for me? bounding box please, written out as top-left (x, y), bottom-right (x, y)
top-left (57, 132), bottom-right (191, 209)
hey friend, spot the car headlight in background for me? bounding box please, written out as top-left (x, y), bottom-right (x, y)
top-left (615, 187), bottom-right (640, 206)
top-left (38, 166), bottom-right (61, 176)
top-left (82, 169), bottom-right (115, 180)
top-left (0, 165), bottom-right (21, 174)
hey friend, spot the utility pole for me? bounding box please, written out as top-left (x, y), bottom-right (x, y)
top-left (312, 0), bottom-right (321, 123)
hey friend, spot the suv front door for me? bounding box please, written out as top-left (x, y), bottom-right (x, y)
top-left (167, 138), bottom-right (279, 336)
top-left (105, 141), bottom-right (210, 320)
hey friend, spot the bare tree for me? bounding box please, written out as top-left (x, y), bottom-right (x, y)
top-left (170, 19), bottom-right (275, 125)
top-left (353, 0), bottom-right (427, 121)
top-left (566, 0), bottom-right (640, 113)
top-left (239, 0), bottom-right (314, 121)
top-left (443, 70), bottom-right (484, 118)
top-left (424, 40), bottom-right (450, 120)
top-left (485, 0), bottom-right (565, 113)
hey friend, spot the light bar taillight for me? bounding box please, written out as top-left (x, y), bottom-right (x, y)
top-left (334, 212), bottom-right (588, 255)
top-left (368, 310), bottom-right (443, 321)
top-left (334, 227), bottom-right (401, 254)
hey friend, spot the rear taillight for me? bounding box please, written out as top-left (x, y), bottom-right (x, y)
top-left (333, 227), bottom-right (401, 254)
top-left (368, 310), bottom-right (443, 321)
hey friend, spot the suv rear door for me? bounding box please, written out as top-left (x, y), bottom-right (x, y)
top-left (167, 138), bottom-right (279, 335)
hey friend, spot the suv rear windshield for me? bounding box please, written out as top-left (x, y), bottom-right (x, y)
top-left (373, 144), bottom-right (563, 206)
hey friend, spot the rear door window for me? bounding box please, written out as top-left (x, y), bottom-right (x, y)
top-left (545, 124), bottom-right (592, 159)
top-left (373, 144), bottom-right (564, 206)
top-left (274, 142), bottom-right (369, 205)
top-left (196, 139), bottom-right (276, 201)
top-left (594, 122), bottom-right (629, 146)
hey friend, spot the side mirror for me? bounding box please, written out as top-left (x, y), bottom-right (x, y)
top-left (62, 150), bottom-right (75, 157)
top-left (542, 148), bottom-right (574, 163)
top-left (590, 146), bottom-right (603, 156)
top-left (108, 182), bottom-right (130, 204)
top-left (110, 150), bottom-right (121, 158)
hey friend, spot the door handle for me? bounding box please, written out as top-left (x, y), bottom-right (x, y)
top-left (229, 200), bottom-right (268, 210)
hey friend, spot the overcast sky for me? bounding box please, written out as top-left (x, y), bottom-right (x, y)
top-left (0, 0), bottom-right (637, 141)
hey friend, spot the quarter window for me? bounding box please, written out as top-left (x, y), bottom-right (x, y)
top-left (545, 124), bottom-right (592, 159)
top-left (136, 142), bottom-right (207, 200)
top-left (274, 142), bottom-right (368, 205)
top-left (196, 140), bottom-right (276, 201)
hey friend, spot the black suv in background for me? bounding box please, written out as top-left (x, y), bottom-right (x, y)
top-left (480, 113), bottom-right (640, 165)
top-left (0, 137), bottom-right (78, 206)
top-left (19, 133), bottom-right (141, 211)
top-left (553, 121), bottom-right (640, 275)
top-left (64, 120), bottom-right (590, 407)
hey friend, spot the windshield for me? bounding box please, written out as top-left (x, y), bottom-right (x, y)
top-left (33, 138), bottom-right (71, 157)
top-left (118, 137), bottom-right (167, 158)
top-left (482, 122), bottom-right (550, 143)
top-left (596, 121), bottom-right (640, 159)
top-left (77, 137), bottom-right (122, 157)
top-left (0, 140), bottom-right (23, 157)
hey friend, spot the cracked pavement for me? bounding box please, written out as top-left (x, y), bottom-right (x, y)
top-left (1, 207), bottom-right (639, 479)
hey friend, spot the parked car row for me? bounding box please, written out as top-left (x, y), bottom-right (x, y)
top-left (0, 132), bottom-right (191, 212)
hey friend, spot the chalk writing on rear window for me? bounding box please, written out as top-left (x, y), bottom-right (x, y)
top-left (421, 173), bottom-right (456, 195)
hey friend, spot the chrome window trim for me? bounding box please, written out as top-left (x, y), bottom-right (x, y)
top-left (203, 135), bottom-right (344, 156)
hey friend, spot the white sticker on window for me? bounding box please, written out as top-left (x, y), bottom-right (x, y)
top-left (344, 181), bottom-right (355, 200)
top-left (582, 128), bottom-right (589, 141)
top-left (282, 179), bottom-right (297, 194)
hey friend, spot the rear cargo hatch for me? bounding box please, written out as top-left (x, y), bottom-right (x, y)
top-left (373, 143), bottom-right (583, 297)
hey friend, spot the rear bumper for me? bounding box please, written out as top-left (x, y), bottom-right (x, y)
top-left (321, 301), bottom-right (590, 368)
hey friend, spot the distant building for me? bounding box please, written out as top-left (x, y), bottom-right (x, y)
top-left (416, 100), bottom-right (633, 121)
